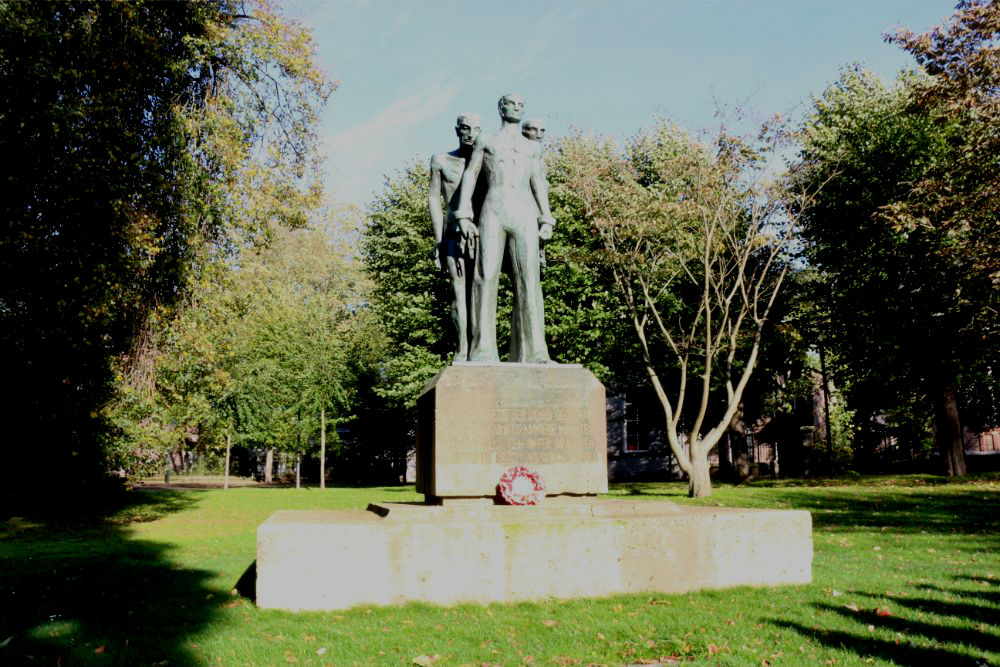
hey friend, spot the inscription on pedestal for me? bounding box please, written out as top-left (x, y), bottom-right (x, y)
top-left (416, 364), bottom-right (608, 498)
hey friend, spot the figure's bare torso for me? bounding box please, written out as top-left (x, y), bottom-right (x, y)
top-left (480, 131), bottom-right (540, 220)
top-left (433, 151), bottom-right (467, 216)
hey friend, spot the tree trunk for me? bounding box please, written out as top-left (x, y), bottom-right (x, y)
top-left (264, 448), bottom-right (274, 484)
top-left (726, 404), bottom-right (751, 482)
top-left (935, 378), bottom-right (967, 477)
top-left (320, 407), bottom-right (326, 490)
top-left (224, 432), bottom-right (231, 490)
top-left (688, 455), bottom-right (712, 498)
top-left (718, 432), bottom-right (733, 481)
top-left (171, 446), bottom-right (184, 474)
top-left (295, 455), bottom-right (301, 489)
top-left (819, 341), bottom-right (834, 477)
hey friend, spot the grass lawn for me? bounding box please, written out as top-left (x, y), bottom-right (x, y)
top-left (2, 474), bottom-right (999, 666)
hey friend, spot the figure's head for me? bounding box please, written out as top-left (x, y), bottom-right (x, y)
top-left (498, 93), bottom-right (525, 123)
top-left (521, 117), bottom-right (546, 141)
top-left (455, 113), bottom-right (481, 147)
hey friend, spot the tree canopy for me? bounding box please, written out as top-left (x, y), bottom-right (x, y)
top-left (794, 64), bottom-right (999, 475)
top-left (0, 0), bottom-right (331, 487)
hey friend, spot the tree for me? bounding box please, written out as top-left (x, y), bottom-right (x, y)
top-left (794, 64), bottom-right (999, 476)
top-left (0, 0), bottom-right (331, 489)
top-left (554, 119), bottom-right (813, 497)
top-left (223, 222), bottom-right (361, 487)
top-left (885, 0), bottom-right (1000, 291)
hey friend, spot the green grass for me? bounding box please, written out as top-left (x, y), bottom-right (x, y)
top-left (2, 475), bottom-right (999, 666)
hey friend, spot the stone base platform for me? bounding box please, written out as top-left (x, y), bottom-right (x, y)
top-left (256, 500), bottom-right (812, 611)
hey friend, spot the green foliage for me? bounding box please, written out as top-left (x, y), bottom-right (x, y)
top-left (794, 64), bottom-right (998, 471)
top-left (229, 224), bottom-right (361, 455)
top-left (828, 393), bottom-right (857, 473)
top-left (0, 0), bottom-right (331, 486)
top-left (108, 220), bottom-right (366, 479)
top-left (362, 163), bottom-right (452, 410)
top-left (885, 0), bottom-right (1000, 289)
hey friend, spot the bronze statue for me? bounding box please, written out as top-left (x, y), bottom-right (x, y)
top-left (455, 94), bottom-right (555, 363)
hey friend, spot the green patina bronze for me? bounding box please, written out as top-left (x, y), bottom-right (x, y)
top-left (453, 93), bottom-right (555, 364)
top-left (428, 113), bottom-right (482, 361)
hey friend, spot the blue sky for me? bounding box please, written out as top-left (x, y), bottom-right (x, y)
top-left (288, 0), bottom-right (958, 209)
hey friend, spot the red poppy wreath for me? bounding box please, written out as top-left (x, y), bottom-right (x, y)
top-left (498, 466), bottom-right (546, 505)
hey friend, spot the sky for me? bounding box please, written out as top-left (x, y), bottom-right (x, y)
top-left (287, 0), bottom-right (959, 210)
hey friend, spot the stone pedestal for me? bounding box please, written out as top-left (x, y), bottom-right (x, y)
top-left (416, 363), bottom-right (608, 499)
top-left (256, 500), bottom-right (813, 611)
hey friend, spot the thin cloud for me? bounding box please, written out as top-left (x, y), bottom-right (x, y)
top-left (323, 78), bottom-right (459, 204)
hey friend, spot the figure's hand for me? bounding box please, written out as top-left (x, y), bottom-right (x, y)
top-left (458, 217), bottom-right (477, 241)
top-left (431, 242), bottom-right (444, 271)
top-left (538, 221), bottom-right (554, 242)
top-left (458, 217), bottom-right (478, 261)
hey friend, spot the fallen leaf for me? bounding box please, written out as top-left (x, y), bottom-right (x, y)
top-left (542, 620), bottom-right (559, 628)
top-left (876, 607), bottom-right (892, 617)
top-left (94, 646), bottom-right (106, 655)
top-left (413, 654), bottom-right (441, 667)
top-left (867, 625), bottom-right (875, 632)
top-left (284, 652), bottom-right (298, 663)
top-left (0, 637), bottom-right (12, 648)
top-left (596, 633), bottom-right (606, 641)
top-left (831, 590), bottom-right (843, 597)
top-left (645, 639), bottom-right (656, 648)
top-left (303, 635), bottom-right (316, 642)
top-left (708, 643), bottom-right (721, 655)
top-left (845, 603), bottom-right (860, 612)
top-left (762, 660), bottom-right (771, 667)
top-left (222, 599), bottom-right (239, 609)
top-left (316, 648), bottom-right (327, 656)
top-left (553, 657), bottom-right (580, 667)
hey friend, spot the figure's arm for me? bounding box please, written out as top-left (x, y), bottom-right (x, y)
top-left (454, 140), bottom-right (484, 241)
top-left (529, 147), bottom-right (556, 240)
top-left (428, 156), bottom-right (445, 268)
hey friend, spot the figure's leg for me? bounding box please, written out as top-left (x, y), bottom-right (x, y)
top-left (469, 217), bottom-right (503, 362)
top-left (445, 240), bottom-right (468, 361)
top-left (507, 220), bottom-right (550, 363)
top-left (506, 237), bottom-right (522, 362)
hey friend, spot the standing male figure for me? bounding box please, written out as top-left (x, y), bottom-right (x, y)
top-left (428, 113), bottom-right (482, 361)
top-left (455, 94), bottom-right (555, 363)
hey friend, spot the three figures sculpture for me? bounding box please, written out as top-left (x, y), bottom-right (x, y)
top-left (429, 94), bottom-right (555, 364)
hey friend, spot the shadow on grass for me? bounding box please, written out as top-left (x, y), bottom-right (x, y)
top-left (614, 480), bottom-right (1000, 537)
top-left (235, 561), bottom-right (257, 602)
top-left (771, 585), bottom-right (999, 667)
top-left (1, 490), bottom-right (221, 666)
top-left (771, 487), bottom-right (1000, 538)
top-left (771, 619), bottom-right (986, 667)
